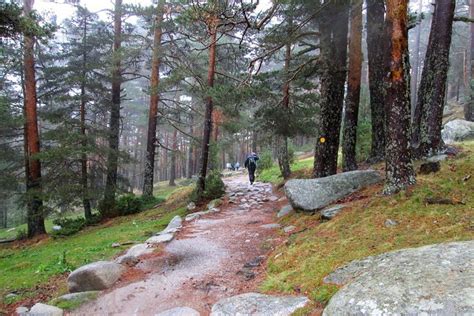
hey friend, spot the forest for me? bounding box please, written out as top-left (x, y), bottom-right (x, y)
top-left (0, 0), bottom-right (473, 314)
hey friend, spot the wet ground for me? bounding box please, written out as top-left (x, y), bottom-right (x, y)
top-left (73, 175), bottom-right (288, 316)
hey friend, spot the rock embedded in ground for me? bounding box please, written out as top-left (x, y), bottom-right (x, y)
top-left (441, 119), bottom-right (474, 144)
top-left (384, 218), bottom-right (399, 228)
top-left (277, 205), bottom-right (293, 218)
top-left (419, 161), bottom-right (440, 174)
top-left (426, 154), bottom-right (447, 162)
top-left (285, 170), bottom-right (382, 211)
top-left (321, 205), bottom-right (346, 220)
top-left (111, 242), bottom-right (120, 248)
top-left (155, 307), bottom-right (200, 316)
top-left (146, 233), bottom-right (174, 245)
top-left (16, 306), bottom-right (28, 315)
top-left (283, 226), bottom-right (296, 233)
top-left (68, 261), bottom-right (125, 293)
top-left (187, 202), bottom-right (196, 211)
top-left (161, 215), bottom-right (182, 233)
top-left (50, 291), bottom-right (99, 308)
top-left (29, 303), bottom-right (63, 316)
top-left (261, 223), bottom-right (281, 229)
top-left (323, 241), bottom-right (474, 315)
top-left (210, 293), bottom-right (309, 316)
top-left (115, 243), bottom-right (153, 266)
top-left (243, 256), bottom-right (265, 268)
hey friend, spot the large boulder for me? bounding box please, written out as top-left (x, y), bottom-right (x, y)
top-left (323, 241), bottom-right (474, 315)
top-left (29, 303), bottom-right (63, 316)
top-left (441, 119), bottom-right (474, 144)
top-left (210, 293), bottom-right (309, 316)
top-left (67, 261), bottom-right (124, 293)
top-left (284, 170), bottom-right (382, 211)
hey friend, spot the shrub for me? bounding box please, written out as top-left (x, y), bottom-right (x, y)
top-left (51, 217), bottom-right (86, 237)
top-left (258, 150), bottom-right (274, 170)
top-left (140, 195), bottom-right (165, 209)
top-left (116, 194), bottom-right (143, 215)
top-left (190, 170), bottom-right (225, 202)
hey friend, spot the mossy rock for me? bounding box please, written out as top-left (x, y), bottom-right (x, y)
top-left (49, 291), bottom-right (99, 310)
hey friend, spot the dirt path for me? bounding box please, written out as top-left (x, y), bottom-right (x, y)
top-left (73, 175), bottom-right (287, 315)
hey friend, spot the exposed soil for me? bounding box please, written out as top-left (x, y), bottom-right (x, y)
top-left (72, 174), bottom-right (289, 315)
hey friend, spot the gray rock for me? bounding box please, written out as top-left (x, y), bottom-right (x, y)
top-left (155, 307), bottom-right (200, 316)
top-left (186, 202), bottom-right (196, 211)
top-left (185, 212), bottom-right (206, 221)
top-left (261, 223), bottom-right (281, 229)
top-left (323, 241), bottom-right (474, 315)
top-left (210, 293), bottom-right (309, 316)
top-left (284, 170), bottom-right (382, 211)
top-left (442, 119), bottom-right (474, 144)
top-left (269, 196), bottom-right (279, 202)
top-left (321, 205), bottom-right (345, 220)
top-left (50, 291), bottom-right (98, 309)
top-left (209, 208), bottom-right (220, 213)
top-left (115, 243), bottom-right (153, 266)
top-left (384, 218), bottom-right (399, 227)
top-left (29, 303), bottom-right (63, 316)
top-left (146, 233), bottom-right (174, 245)
top-left (67, 261), bottom-right (124, 293)
top-left (111, 242), bottom-right (121, 248)
top-left (426, 154), bottom-right (447, 163)
top-left (16, 306), bottom-right (29, 315)
top-left (283, 226), bottom-right (296, 233)
top-left (277, 205), bottom-right (293, 218)
top-left (5, 293), bottom-right (18, 299)
top-left (52, 225), bottom-right (62, 231)
top-left (163, 215), bottom-right (182, 232)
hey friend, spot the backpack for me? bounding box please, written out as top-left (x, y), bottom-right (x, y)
top-left (248, 156), bottom-right (256, 168)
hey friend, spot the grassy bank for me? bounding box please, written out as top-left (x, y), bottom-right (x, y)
top-left (262, 142), bottom-right (474, 308)
top-left (0, 184), bottom-right (193, 308)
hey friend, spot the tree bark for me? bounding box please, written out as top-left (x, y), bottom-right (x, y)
top-left (366, 0), bottom-right (387, 163)
top-left (313, 1), bottom-right (349, 178)
top-left (23, 0), bottom-right (46, 238)
top-left (342, 0), bottom-right (363, 172)
top-left (196, 19), bottom-right (217, 200)
top-left (169, 127), bottom-right (177, 186)
top-left (467, 0), bottom-right (474, 121)
top-left (412, 0), bottom-right (455, 157)
top-left (80, 12), bottom-right (92, 220)
top-left (143, 0), bottom-right (164, 197)
top-left (384, 0), bottom-right (416, 195)
top-left (187, 113), bottom-right (194, 179)
top-left (102, 0), bottom-right (123, 217)
top-left (410, 0), bottom-right (423, 119)
top-left (278, 42), bottom-right (292, 179)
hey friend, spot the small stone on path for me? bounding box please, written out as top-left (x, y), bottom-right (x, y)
top-left (321, 205), bottom-right (345, 220)
top-left (261, 223), bottom-right (281, 229)
top-left (29, 303), bottom-right (63, 316)
top-left (16, 306), bottom-right (28, 315)
top-left (146, 233), bottom-right (174, 245)
top-left (384, 218), bottom-right (399, 227)
top-left (210, 293), bottom-right (309, 316)
top-left (283, 226), bottom-right (296, 233)
top-left (155, 307), bottom-right (200, 316)
top-left (278, 205), bottom-right (293, 218)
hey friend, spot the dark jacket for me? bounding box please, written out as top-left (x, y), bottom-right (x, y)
top-left (244, 153), bottom-right (259, 169)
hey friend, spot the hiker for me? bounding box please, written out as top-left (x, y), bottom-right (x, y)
top-left (226, 162), bottom-right (232, 171)
top-left (235, 162), bottom-right (240, 171)
top-left (244, 152), bottom-right (259, 185)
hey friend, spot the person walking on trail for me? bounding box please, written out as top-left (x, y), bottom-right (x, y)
top-left (244, 152), bottom-right (259, 185)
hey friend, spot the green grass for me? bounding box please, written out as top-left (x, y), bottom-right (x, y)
top-left (153, 178), bottom-right (195, 200)
top-left (261, 141), bottom-right (474, 309)
top-left (0, 183), bottom-right (192, 307)
top-left (258, 156), bottom-right (314, 184)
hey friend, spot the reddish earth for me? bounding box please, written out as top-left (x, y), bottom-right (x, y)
top-left (72, 175), bottom-right (290, 315)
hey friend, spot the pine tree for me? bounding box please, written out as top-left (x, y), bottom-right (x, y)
top-left (384, 0), bottom-right (416, 194)
top-left (342, 0), bottom-right (363, 172)
top-left (412, 0), bottom-right (456, 157)
top-left (313, 0), bottom-right (350, 177)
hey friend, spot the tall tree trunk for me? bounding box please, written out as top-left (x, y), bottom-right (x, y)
top-left (313, 1), bottom-right (349, 178)
top-left (410, 0), bottom-right (423, 118)
top-left (467, 0), bottom-right (474, 121)
top-left (384, 0), bottom-right (416, 195)
top-left (342, 0), bottom-right (363, 172)
top-left (366, 0), bottom-right (387, 163)
top-left (23, 0), bottom-right (46, 238)
top-left (278, 42), bottom-right (292, 179)
top-left (102, 0), bottom-right (123, 217)
top-left (169, 127), bottom-right (177, 186)
top-left (412, 0), bottom-right (455, 157)
top-left (187, 114), bottom-right (194, 179)
top-left (196, 20), bottom-right (217, 199)
top-left (80, 13), bottom-right (92, 220)
top-left (143, 0), bottom-right (164, 197)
